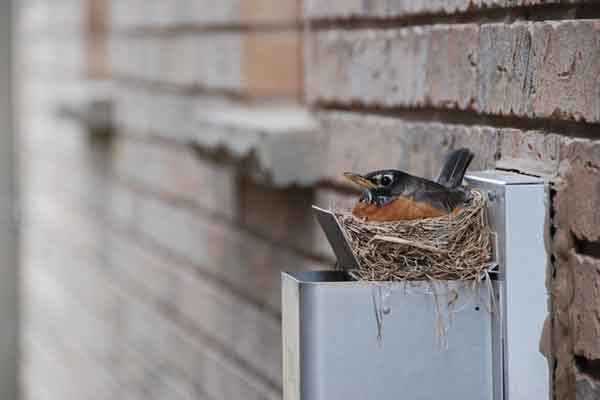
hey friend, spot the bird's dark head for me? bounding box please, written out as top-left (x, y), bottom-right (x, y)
top-left (343, 170), bottom-right (408, 205)
top-left (343, 169), bottom-right (404, 190)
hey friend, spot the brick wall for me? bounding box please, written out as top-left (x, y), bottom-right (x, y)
top-left (15, 0), bottom-right (600, 399)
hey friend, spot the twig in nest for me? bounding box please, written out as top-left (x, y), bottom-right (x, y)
top-left (336, 190), bottom-right (492, 282)
top-left (372, 235), bottom-right (449, 255)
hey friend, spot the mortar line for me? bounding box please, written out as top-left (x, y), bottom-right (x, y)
top-left (110, 23), bottom-right (303, 38)
top-left (308, 3), bottom-right (600, 31)
top-left (314, 102), bottom-right (600, 139)
top-left (29, 68), bottom-right (599, 138)
top-left (54, 71), bottom-right (600, 139)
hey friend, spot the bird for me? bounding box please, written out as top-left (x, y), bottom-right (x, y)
top-left (343, 148), bottom-right (474, 221)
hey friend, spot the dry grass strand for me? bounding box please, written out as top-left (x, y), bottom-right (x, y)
top-left (335, 190), bottom-right (492, 282)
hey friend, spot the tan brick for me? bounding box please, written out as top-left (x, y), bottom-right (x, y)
top-left (425, 25), bottom-right (479, 109)
top-left (244, 32), bottom-right (303, 97)
top-left (236, 179), bottom-right (327, 257)
top-left (306, 26), bottom-right (479, 108)
top-left (22, 233), bottom-right (124, 399)
top-left (478, 24), bottom-right (532, 116)
top-left (110, 135), bottom-right (328, 260)
top-left (530, 21), bottom-right (600, 122)
top-left (22, 335), bottom-right (118, 400)
top-left (20, 38), bottom-right (87, 74)
top-left (114, 348), bottom-right (194, 400)
top-left (108, 0), bottom-right (300, 29)
top-left (103, 231), bottom-right (180, 307)
top-left (314, 111), bottom-right (566, 184)
top-left (25, 195), bottom-right (282, 399)
top-left (26, 162), bottom-right (326, 314)
top-left (21, 149), bottom-right (138, 234)
top-left (136, 194), bottom-right (327, 312)
top-left (551, 255), bottom-right (575, 387)
top-left (108, 0), bottom-right (234, 28)
top-left (106, 182), bottom-right (140, 227)
top-left (241, 0), bottom-right (301, 24)
top-left (107, 34), bottom-right (243, 89)
top-left (121, 297), bottom-right (280, 400)
top-left (108, 32), bottom-right (302, 97)
top-left (87, 0), bottom-right (107, 78)
top-left (305, 0), bottom-right (371, 19)
top-left (497, 129), bottom-right (561, 177)
top-left (112, 137), bottom-right (238, 218)
top-left (313, 111), bottom-right (498, 184)
top-left (111, 86), bottom-right (204, 139)
top-left (104, 229), bottom-right (284, 386)
top-left (571, 253), bottom-right (600, 360)
top-left (575, 370), bottom-right (600, 400)
top-left (554, 341), bottom-right (576, 400)
top-left (174, 264), bottom-right (282, 386)
top-left (307, 21), bottom-right (600, 122)
top-left (18, 0), bottom-right (86, 36)
top-left (551, 138), bottom-right (600, 397)
top-left (552, 230), bottom-right (575, 317)
top-left (24, 255), bottom-right (121, 369)
top-left (17, 75), bottom-right (91, 116)
top-left (556, 138), bottom-right (600, 241)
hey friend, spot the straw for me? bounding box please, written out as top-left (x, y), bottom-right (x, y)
top-left (335, 190), bottom-right (492, 282)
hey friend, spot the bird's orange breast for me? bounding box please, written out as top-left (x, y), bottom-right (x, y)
top-left (352, 196), bottom-right (450, 221)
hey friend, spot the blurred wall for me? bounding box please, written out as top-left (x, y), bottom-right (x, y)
top-left (0, 0), bottom-right (19, 399)
top-left (16, 0), bottom-right (334, 399)
top-left (14, 0), bottom-right (600, 399)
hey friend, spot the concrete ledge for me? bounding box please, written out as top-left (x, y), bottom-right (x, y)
top-left (61, 85), bottom-right (323, 187)
top-left (192, 104), bottom-right (321, 187)
top-left (57, 81), bottom-right (114, 135)
top-left (58, 99), bottom-right (113, 134)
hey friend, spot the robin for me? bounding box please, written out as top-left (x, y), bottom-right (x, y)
top-left (344, 148), bottom-right (474, 221)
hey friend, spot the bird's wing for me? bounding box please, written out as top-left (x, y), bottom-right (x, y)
top-left (412, 187), bottom-right (465, 212)
top-left (386, 173), bottom-right (467, 212)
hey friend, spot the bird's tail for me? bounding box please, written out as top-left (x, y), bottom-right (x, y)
top-left (436, 148), bottom-right (474, 188)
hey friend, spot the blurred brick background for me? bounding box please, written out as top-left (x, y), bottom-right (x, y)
top-left (13, 0), bottom-right (600, 399)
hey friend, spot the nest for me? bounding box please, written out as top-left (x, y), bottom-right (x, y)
top-left (335, 190), bottom-right (492, 282)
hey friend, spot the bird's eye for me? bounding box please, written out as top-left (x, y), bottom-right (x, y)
top-left (381, 175), bottom-right (392, 186)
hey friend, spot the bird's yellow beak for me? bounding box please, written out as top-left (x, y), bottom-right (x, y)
top-left (343, 172), bottom-right (377, 189)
